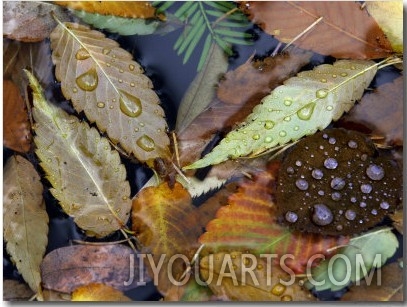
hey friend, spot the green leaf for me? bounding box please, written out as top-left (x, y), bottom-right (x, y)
top-left (73, 10), bottom-right (162, 35)
top-left (305, 227), bottom-right (399, 292)
top-left (184, 60), bottom-right (378, 169)
top-left (25, 70), bottom-right (132, 238)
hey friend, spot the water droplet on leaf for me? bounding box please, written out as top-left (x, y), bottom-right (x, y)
top-left (324, 157), bottom-right (338, 169)
top-left (297, 102), bottom-right (315, 120)
top-left (75, 48), bottom-right (90, 60)
top-left (76, 68), bottom-right (98, 91)
top-left (136, 135), bottom-right (155, 152)
top-left (312, 204), bottom-right (333, 226)
top-left (316, 88), bottom-right (329, 99)
top-left (119, 91), bottom-right (142, 117)
top-left (366, 164), bottom-right (385, 181)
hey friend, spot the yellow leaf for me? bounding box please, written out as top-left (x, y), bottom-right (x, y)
top-left (72, 283), bottom-right (131, 301)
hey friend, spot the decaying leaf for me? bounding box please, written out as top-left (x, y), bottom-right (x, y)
top-left (71, 283), bottom-right (131, 301)
top-left (200, 251), bottom-right (315, 301)
top-left (55, 1), bottom-right (161, 19)
top-left (132, 182), bottom-right (201, 296)
top-left (3, 1), bottom-right (69, 42)
top-left (40, 245), bottom-right (150, 293)
top-left (242, 1), bottom-right (393, 59)
top-left (3, 155), bottom-right (49, 294)
top-left (341, 76), bottom-right (403, 146)
top-left (306, 227), bottom-right (399, 292)
top-left (164, 279), bottom-right (214, 302)
top-left (390, 209), bottom-right (403, 235)
top-left (199, 164), bottom-right (349, 274)
top-left (366, 1), bottom-right (403, 53)
top-left (341, 260), bottom-right (404, 301)
top-left (50, 21), bottom-right (171, 165)
top-left (3, 280), bottom-right (34, 301)
top-left (185, 60), bottom-right (378, 169)
top-left (178, 49), bottom-right (312, 166)
top-left (3, 80), bottom-right (32, 153)
top-left (27, 70), bottom-right (131, 238)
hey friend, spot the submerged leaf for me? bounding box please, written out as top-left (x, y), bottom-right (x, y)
top-left (50, 21), bottom-right (171, 165)
top-left (71, 283), bottom-right (131, 301)
top-left (306, 227), bottom-right (399, 292)
top-left (185, 60), bottom-right (378, 169)
top-left (3, 155), bottom-right (49, 294)
top-left (27, 70), bottom-right (131, 237)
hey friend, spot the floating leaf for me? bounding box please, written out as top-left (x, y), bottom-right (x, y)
top-left (71, 283), bottom-right (131, 301)
top-left (242, 1), bottom-right (393, 59)
top-left (3, 80), bottom-right (32, 152)
top-left (50, 21), bottom-right (171, 165)
top-left (341, 76), bottom-right (403, 146)
top-left (366, 1), bottom-right (403, 53)
top-left (131, 182), bottom-right (201, 295)
top-left (341, 260), bottom-right (404, 301)
top-left (40, 245), bottom-right (149, 293)
top-left (3, 280), bottom-right (34, 301)
top-left (27, 70), bottom-right (131, 237)
top-left (185, 60), bottom-right (378, 169)
top-left (3, 155), bottom-right (49, 294)
top-left (3, 1), bottom-right (69, 42)
top-left (200, 251), bottom-right (315, 301)
top-left (306, 227), bottom-right (399, 292)
top-left (199, 164), bottom-right (349, 274)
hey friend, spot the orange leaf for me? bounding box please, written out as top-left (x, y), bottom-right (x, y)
top-left (56, 1), bottom-right (162, 20)
top-left (242, 1), bottom-right (393, 59)
top-left (3, 80), bottom-right (32, 153)
top-left (199, 163), bottom-right (349, 274)
top-left (72, 283), bottom-right (131, 301)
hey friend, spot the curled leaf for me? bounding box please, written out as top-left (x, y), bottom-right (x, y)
top-left (27, 70), bottom-right (131, 237)
top-left (185, 60), bottom-right (378, 169)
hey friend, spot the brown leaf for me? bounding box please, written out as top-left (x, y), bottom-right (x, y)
top-left (131, 182), bottom-right (201, 296)
top-left (3, 280), bottom-right (34, 301)
top-left (177, 49), bottom-right (312, 167)
top-left (56, 1), bottom-right (162, 20)
top-left (3, 2), bottom-right (69, 42)
top-left (242, 1), bottom-right (393, 59)
top-left (341, 260), bottom-right (403, 301)
top-left (3, 80), bottom-right (32, 152)
top-left (40, 245), bottom-right (150, 293)
top-left (199, 163), bottom-right (349, 274)
top-left (71, 283), bottom-right (132, 301)
top-left (200, 251), bottom-right (315, 301)
top-left (340, 76), bottom-right (403, 146)
top-left (390, 209), bottom-right (403, 235)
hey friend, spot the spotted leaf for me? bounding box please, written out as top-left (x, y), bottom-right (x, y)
top-left (26, 70), bottom-right (131, 238)
top-left (50, 21), bottom-right (170, 166)
top-left (184, 60), bottom-right (378, 169)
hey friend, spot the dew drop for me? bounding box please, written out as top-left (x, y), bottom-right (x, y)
top-left (284, 99), bottom-right (293, 106)
top-left (119, 91), bottom-right (142, 117)
top-left (350, 197), bottom-right (357, 203)
top-left (72, 87), bottom-right (78, 93)
top-left (102, 48), bottom-right (111, 55)
top-left (340, 72), bottom-right (348, 77)
top-left (312, 169), bottom-right (324, 180)
top-left (366, 164), bottom-right (385, 181)
top-left (331, 192), bottom-right (341, 201)
top-left (134, 127), bottom-right (139, 132)
top-left (360, 183), bottom-right (372, 194)
top-left (360, 202), bottom-right (367, 208)
top-left (324, 158), bottom-right (338, 169)
top-left (316, 88), bottom-right (329, 99)
top-left (279, 130), bottom-right (287, 137)
top-left (320, 78), bottom-right (327, 83)
top-left (129, 64), bottom-right (135, 71)
top-left (271, 283), bottom-right (286, 296)
top-left (118, 79), bottom-right (123, 83)
top-left (318, 190), bottom-right (325, 196)
top-left (371, 209), bottom-right (378, 215)
top-left (348, 140), bottom-right (358, 149)
top-left (336, 224), bottom-right (343, 231)
top-left (326, 105), bottom-right (333, 111)
top-left (361, 154), bottom-right (368, 161)
top-left (295, 179), bottom-right (309, 191)
top-left (322, 134), bottom-right (328, 139)
top-left (312, 204), bottom-right (333, 226)
top-left (380, 201), bottom-right (389, 209)
top-left (136, 135), bottom-right (155, 152)
top-left (119, 69), bottom-right (124, 73)
top-left (75, 48), bottom-right (90, 60)
top-left (294, 126), bottom-right (299, 131)
top-left (76, 68), bottom-right (98, 91)
top-left (281, 295), bottom-right (293, 302)
top-left (328, 137), bottom-right (336, 144)
top-left (345, 209), bottom-right (356, 221)
top-left (332, 74), bottom-right (337, 78)
top-left (130, 82), bottom-right (135, 87)
top-left (286, 167), bottom-right (295, 174)
top-left (295, 160), bottom-right (302, 167)
top-left (285, 211), bottom-right (298, 223)
top-left (297, 102), bottom-right (315, 120)
top-left (252, 134), bottom-right (260, 140)
top-left (265, 136), bottom-right (273, 143)
top-left (97, 102), bottom-right (105, 108)
top-left (331, 177), bottom-right (345, 190)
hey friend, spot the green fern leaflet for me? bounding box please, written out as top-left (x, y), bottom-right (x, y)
top-left (154, 1), bottom-right (253, 71)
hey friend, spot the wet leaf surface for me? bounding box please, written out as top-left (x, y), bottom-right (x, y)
top-left (242, 1), bottom-right (394, 58)
top-left (71, 283), bottom-right (132, 301)
top-left (40, 245), bottom-right (149, 293)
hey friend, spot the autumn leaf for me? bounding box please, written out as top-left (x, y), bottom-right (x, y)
top-left (366, 1), bottom-right (403, 53)
top-left (242, 1), bottom-right (393, 59)
top-left (199, 164), bottom-right (349, 274)
top-left (390, 209), bottom-right (403, 235)
top-left (40, 245), bottom-right (149, 293)
top-left (131, 182), bottom-right (201, 296)
top-left (3, 155), bottom-right (49, 294)
top-left (306, 227), bottom-right (399, 292)
top-left (50, 21), bottom-right (171, 166)
top-left (3, 1), bottom-right (69, 42)
top-left (340, 76), bottom-right (403, 146)
top-left (3, 80), bottom-right (32, 153)
top-left (200, 251), bottom-right (315, 301)
top-left (177, 49), bottom-right (312, 166)
top-left (3, 280), bottom-right (34, 301)
top-left (341, 260), bottom-right (403, 301)
top-left (27, 70), bottom-right (131, 238)
top-left (71, 283), bottom-right (131, 301)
